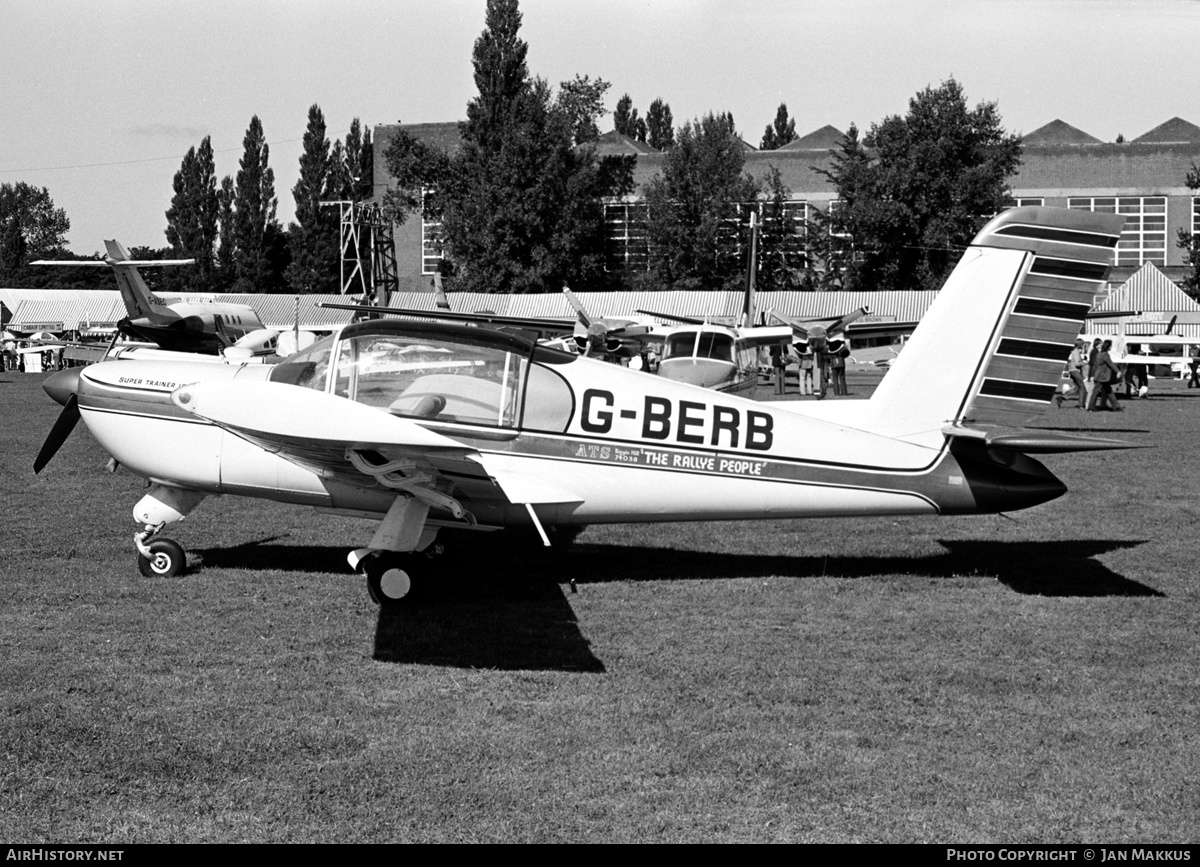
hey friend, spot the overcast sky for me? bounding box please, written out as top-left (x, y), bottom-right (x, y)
top-left (3, 0), bottom-right (1198, 254)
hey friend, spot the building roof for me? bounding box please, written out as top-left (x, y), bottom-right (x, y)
top-left (593, 130), bottom-right (661, 155)
top-left (777, 125), bottom-right (845, 151)
top-left (1095, 262), bottom-right (1200, 314)
top-left (1021, 120), bottom-right (1103, 146)
top-left (1131, 116), bottom-right (1200, 144)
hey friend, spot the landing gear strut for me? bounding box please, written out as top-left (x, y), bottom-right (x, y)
top-left (131, 486), bottom-right (205, 578)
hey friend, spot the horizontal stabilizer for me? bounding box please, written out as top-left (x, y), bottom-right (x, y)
top-left (944, 425), bottom-right (1143, 453)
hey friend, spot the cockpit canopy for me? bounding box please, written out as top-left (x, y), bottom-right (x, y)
top-left (268, 320), bottom-right (577, 432)
top-left (662, 328), bottom-right (735, 363)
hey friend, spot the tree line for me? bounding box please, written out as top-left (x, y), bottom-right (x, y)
top-left (15, 0), bottom-right (1194, 297)
top-left (379, 0), bottom-right (1028, 294)
top-left (0, 112), bottom-right (372, 296)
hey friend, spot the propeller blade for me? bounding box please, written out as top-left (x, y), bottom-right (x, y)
top-left (34, 394), bottom-right (80, 474)
top-left (563, 288), bottom-right (592, 328)
top-left (825, 307), bottom-right (869, 336)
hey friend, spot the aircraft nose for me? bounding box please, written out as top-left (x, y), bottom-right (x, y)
top-left (43, 367), bottom-right (82, 407)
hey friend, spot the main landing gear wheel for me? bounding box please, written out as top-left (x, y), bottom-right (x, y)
top-left (365, 554), bottom-right (420, 609)
top-left (137, 538), bottom-right (187, 578)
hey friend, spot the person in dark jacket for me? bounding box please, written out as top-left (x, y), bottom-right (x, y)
top-left (1087, 340), bottom-right (1122, 412)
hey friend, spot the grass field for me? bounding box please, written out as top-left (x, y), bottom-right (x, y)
top-left (1, 368), bottom-right (1197, 843)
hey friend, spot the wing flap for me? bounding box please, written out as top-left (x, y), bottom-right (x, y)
top-left (470, 453), bottom-right (584, 505)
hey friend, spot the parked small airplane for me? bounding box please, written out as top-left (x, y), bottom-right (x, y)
top-left (636, 213), bottom-right (794, 391)
top-left (34, 241), bottom-right (279, 358)
top-left (36, 207), bottom-right (1136, 608)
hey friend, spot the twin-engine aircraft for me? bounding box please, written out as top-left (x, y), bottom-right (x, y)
top-left (34, 241), bottom-right (279, 358)
top-left (36, 207), bottom-right (1135, 608)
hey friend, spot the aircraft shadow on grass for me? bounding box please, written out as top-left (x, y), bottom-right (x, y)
top-left (193, 535), bottom-right (1157, 672)
top-left (193, 537), bottom-right (606, 673)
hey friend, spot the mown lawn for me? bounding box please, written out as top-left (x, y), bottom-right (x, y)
top-left (1, 369), bottom-right (1196, 842)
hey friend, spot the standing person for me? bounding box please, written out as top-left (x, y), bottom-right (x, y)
top-left (830, 342), bottom-right (849, 396)
top-left (815, 349), bottom-right (830, 400)
top-left (1088, 339), bottom-right (1122, 411)
top-left (1061, 339), bottom-right (1087, 408)
top-left (1085, 338), bottom-right (1102, 408)
top-left (770, 343), bottom-right (787, 395)
top-left (1122, 343), bottom-right (1147, 398)
top-left (1188, 345), bottom-right (1200, 388)
top-left (798, 349), bottom-right (814, 395)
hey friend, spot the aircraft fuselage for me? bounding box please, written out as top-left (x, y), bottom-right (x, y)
top-left (64, 320), bottom-right (1066, 532)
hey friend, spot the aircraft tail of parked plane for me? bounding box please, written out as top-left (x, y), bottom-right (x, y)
top-left (793, 206), bottom-right (1129, 449)
top-left (33, 242), bottom-right (278, 357)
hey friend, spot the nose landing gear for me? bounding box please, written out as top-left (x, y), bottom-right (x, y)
top-left (137, 537), bottom-right (187, 578)
top-left (135, 528), bottom-right (187, 578)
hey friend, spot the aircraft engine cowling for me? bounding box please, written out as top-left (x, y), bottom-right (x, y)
top-left (232, 328), bottom-right (280, 356)
top-left (176, 313), bottom-right (216, 335)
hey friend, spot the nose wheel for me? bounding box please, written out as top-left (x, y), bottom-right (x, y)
top-left (136, 537), bottom-right (187, 578)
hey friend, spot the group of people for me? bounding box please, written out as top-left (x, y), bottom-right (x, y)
top-left (1061, 337), bottom-right (1126, 411)
top-left (0, 341), bottom-right (65, 373)
top-left (771, 344), bottom-right (851, 398)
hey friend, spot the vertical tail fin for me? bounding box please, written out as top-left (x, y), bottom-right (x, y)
top-left (863, 207), bottom-right (1125, 446)
top-left (104, 239), bottom-right (163, 321)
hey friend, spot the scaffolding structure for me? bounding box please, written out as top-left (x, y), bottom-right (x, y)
top-left (322, 200), bottom-right (398, 307)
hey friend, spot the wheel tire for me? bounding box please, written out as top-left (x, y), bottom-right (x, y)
top-left (365, 554), bottom-right (418, 609)
top-left (137, 538), bottom-right (187, 578)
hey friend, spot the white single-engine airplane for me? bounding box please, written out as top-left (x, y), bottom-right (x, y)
top-left (36, 207), bottom-right (1135, 608)
top-left (34, 241), bottom-right (279, 358)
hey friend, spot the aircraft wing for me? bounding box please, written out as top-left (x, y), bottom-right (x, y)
top-left (635, 309), bottom-right (707, 326)
top-left (169, 380), bottom-right (582, 513)
top-left (844, 319), bottom-right (921, 341)
top-left (736, 324), bottom-right (796, 346)
top-left (316, 302), bottom-right (575, 336)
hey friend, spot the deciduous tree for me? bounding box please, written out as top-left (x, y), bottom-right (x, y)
top-left (817, 78), bottom-right (1022, 291)
top-left (386, 0), bottom-right (633, 292)
top-left (646, 98), bottom-right (674, 150)
top-left (1176, 162), bottom-right (1200, 300)
top-left (0, 182), bottom-right (70, 271)
top-left (556, 74), bottom-right (610, 144)
top-left (642, 113), bottom-right (760, 290)
top-left (613, 93), bottom-right (646, 142)
top-left (760, 103), bottom-right (797, 150)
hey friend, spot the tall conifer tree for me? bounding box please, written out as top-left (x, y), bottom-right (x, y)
top-left (232, 115), bottom-right (282, 292)
top-left (165, 136), bottom-right (219, 285)
top-left (287, 104), bottom-right (339, 293)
